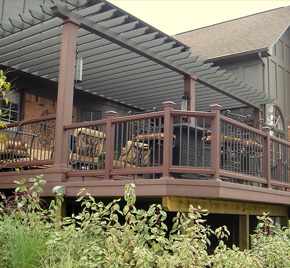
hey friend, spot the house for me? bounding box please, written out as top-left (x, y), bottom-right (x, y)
top-left (0, 0), bottom-right (289, 250)
top-left (175, 6), bottom-right (290, 140)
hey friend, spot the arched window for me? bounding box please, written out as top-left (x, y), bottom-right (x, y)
top-left (266, 105), bottom-right (285, 138)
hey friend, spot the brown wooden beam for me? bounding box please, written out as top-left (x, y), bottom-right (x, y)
top-left (53, 18), bottom-right (80, 169)
top-left (162, 196), bottom-right (288, 216)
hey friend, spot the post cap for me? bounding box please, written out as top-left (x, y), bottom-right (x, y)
top-left (209, 104), bottom-right (222, 111)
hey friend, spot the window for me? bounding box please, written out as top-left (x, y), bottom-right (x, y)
top-left (266, 105), bottom-right (285, 138)
top-left (82, 110), bottom-right (101, 122)
top-left (1, 91), bottom-right (20, 123)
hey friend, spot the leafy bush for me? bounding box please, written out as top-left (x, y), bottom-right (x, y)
top-left (0, 69), bottom-right (11, 129)
top-left (0, 177), bottom-right (289, 267)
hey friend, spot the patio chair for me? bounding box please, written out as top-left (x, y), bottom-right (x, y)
top-left (128, 108), bottom-right (176, 145)
top-left (128, 107), bottom-right (161, 138)
top-left (0, 128), bottom-right (36, 163)
top-left (224, 110), bottom-right (251, 124)
top-left (113, 140), bottom-right (150, 168)
top-left (70, 128), bottom-right (106, 168)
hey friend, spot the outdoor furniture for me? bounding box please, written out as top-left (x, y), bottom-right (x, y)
top-left (173, 124), bottom-right (211, 167)
top-left (0, 128), bottom-right (37, 163)
top-left (70, 128), bottom-right (106, 169)
top-left (113, 140), bottom-right (150, 168)
top-left (128, 108), bottom-right (161, 140)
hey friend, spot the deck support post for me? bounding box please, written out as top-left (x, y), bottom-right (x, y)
top-left (281, 216), bottom-right (289, 228)
top-left (239, 214), bottom-right (250, 250)
top-left (210, 104), bottom-right (222, 180)
top-left (161, 101), bottom-right (175, 179)
top-left (53, 18), bottom-right (80, 169)
top-left (105, 111), bottom-right (118, 180)
top-left (262, 127), bottom-right (271, 188)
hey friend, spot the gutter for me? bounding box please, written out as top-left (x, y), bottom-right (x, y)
top-left (205, 48), bottom-right (271, 64)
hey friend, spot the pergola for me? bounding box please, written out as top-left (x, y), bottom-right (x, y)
top-left (0, 0), bottom-right (273, 113)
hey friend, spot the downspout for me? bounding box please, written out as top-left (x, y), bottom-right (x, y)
top-left (258, 52), bottom-right (266, 121)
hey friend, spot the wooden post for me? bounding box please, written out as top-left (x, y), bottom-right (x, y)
top-left (184, 75), bottom-right (196, 125)
top-left (239, 214), bottom-right (250, 250)
top-left (162, 101), bottom-right (175, 179)
top-left (262, 127), bottom-right (271, 188)
top-left (254, 108), bottom-right (262, 129)
top-left (281, 216), bottom-right (289, 228)
top-left (104, 111), bottom-right (117, 180)
top-left (53, 18), bottom-right (80, 169)
top-left (210, 104), bottom-right (222, 180)
top-left (183, 75), bottom-right (196, 111)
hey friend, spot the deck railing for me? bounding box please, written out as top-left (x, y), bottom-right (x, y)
top-left (0, 115), bottom-right (56, 169)
top-left (270, 135), bottom-right (290, 187)
top-left (1, 103), bottom-right (290, 191)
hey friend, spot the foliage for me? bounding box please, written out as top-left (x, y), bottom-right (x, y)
top-left (0, 179), bottom-right (290, 267)
top-left (0, 69), bottom-right (11, 129)
top-left (210, 213), bottom-right (290, 268)
top-left (0, 175), bottom-right (58, 268)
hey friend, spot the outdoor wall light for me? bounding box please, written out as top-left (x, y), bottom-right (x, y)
top-left (181, 92), bottom-right (190, 111)
top-left (74, 48), bottom-right (83, 90)
top-left (75, 56), bottom-right (83, 83)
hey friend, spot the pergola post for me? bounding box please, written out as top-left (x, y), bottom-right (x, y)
top-left (183, 75), bottom-right (196, 125)
top-left (53, 18), bottom-right (80, 169)
top-left (254, 108), bottom-right (262, 129)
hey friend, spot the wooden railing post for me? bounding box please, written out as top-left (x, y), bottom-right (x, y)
top-left (161, 101), bottom-right (175, 179)
top-left (262, 127), bottom-right (271, 188)
top-left (210, 104), bottom-right (222, 180)
top-left (105, 111), bottom-right (117, 180)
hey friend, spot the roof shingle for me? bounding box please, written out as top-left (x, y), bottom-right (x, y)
top-left (174, 6), bottom-right (290, 60)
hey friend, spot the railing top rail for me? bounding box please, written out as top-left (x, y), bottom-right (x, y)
top-left (221, 115), bottom-right (267, 137)
top-left (1, 114), bottom-right (56, 129)
top-left (112, 111), bottom-right (165, 123)
top-left (270, 135), bottom-right (290, 147)
top-left (171, 110), bottom-right (215, 118)
top-left (65, 119), bottom-right (107, 130)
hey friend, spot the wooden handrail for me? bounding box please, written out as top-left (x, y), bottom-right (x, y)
top-left (1, 114), bottom-right (56, 129)
top-left (221, 115), bottom-right (267, 137)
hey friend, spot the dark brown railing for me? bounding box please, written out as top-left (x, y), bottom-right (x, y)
top-left (1, 103), bottom-right (290, 191)
top-left (0, 115), bottom-right (56, 169)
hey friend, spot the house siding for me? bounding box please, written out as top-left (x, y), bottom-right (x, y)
top-left (211, 27), bottom-right (290, 139)
top-left (266, 28), bottom-right (290, 138)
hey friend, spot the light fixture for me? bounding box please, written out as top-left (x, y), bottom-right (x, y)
top-left (181, 91), bottom-right (190, 111)
top-left (74, 48), bottom-right (83, 89)
top-left (75, 57), bottom-right (83, 82)
top-left (52, 185), bottom-right (66, 195)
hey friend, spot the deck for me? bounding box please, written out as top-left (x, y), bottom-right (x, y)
top-left (1, 102), bottom-right (290, 206)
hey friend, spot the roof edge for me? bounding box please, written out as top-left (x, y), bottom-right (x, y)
top-left (268, 22), bottom-right (290, 53)
top-left (204, 48), bottom-right (271, 63)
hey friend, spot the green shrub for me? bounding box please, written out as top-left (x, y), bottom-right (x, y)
top-left (0, 177), bottom-right (289, 267)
